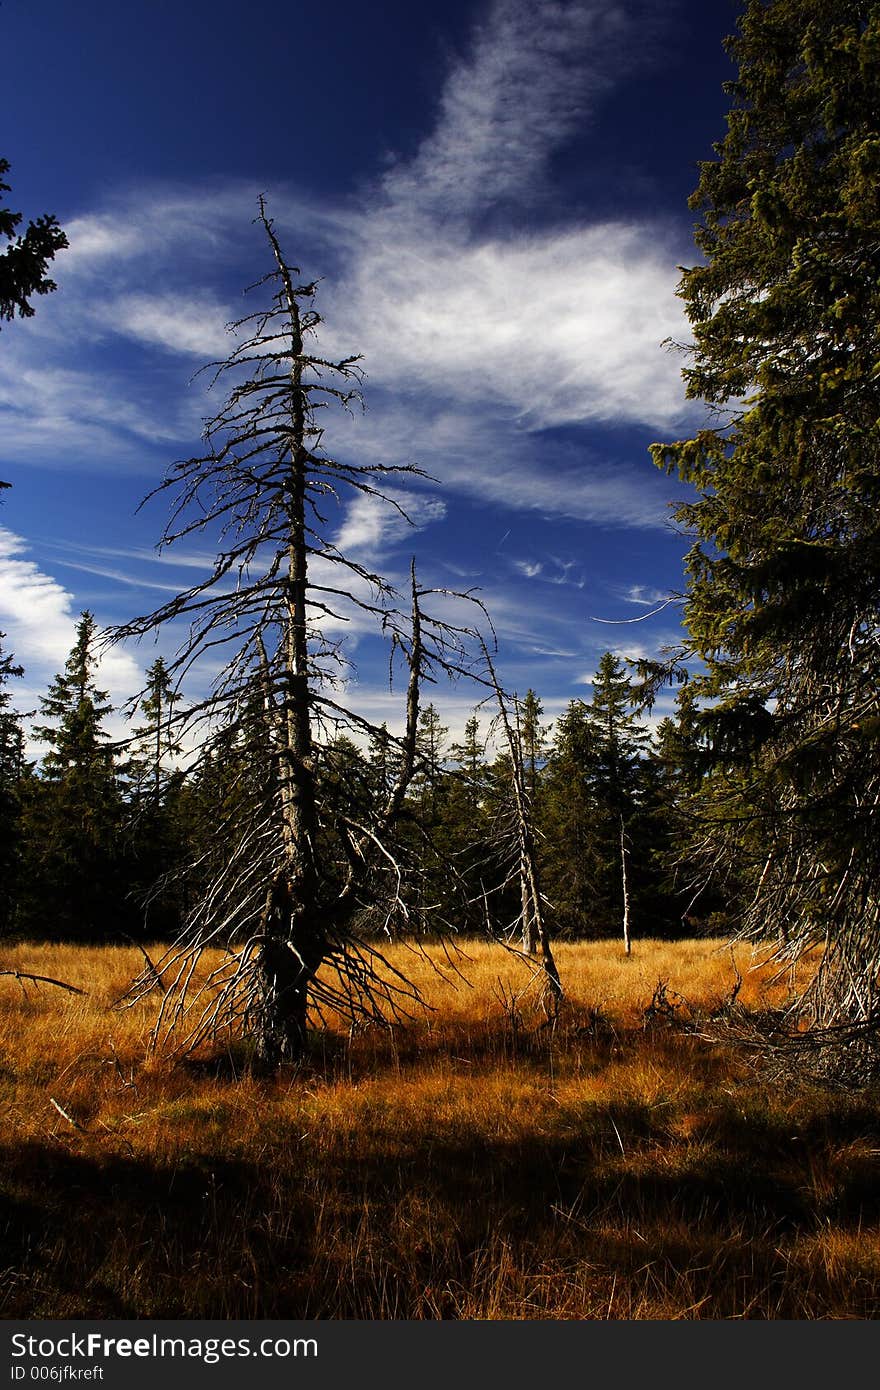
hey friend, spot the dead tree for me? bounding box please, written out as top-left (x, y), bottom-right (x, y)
top-left (482, 647), bottom-right (562, 1014)
top-left (619, 814), bottom-right (631, 956)
top-left (112, 201), bottom-right (480, 1068)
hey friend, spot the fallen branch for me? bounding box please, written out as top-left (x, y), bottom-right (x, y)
top-left (0, 970), bottom-right (88, 995)
top-left (119, 934), bottom-right (162, 990)
top-left (49, 1097), bottom-right (87, 1132)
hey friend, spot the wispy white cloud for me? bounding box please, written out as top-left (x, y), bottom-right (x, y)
top-left (317, 0), bottom-right (690, 436)
top-left (0, 527), bottom-right (144, 725)
top-left (332, 403), bottom-right (682, 530)
top-left (97, 293), bottom-right (231, 359)
top-left (60, 213), bottom-right (149, 272)
top-left (575, 624), bottom-right (686, 679)
top-left (0, 357), bottom-right (184, 458)
top-left (327, 220), bottom-right (690, 433)
top-left (40, 539), bottom-right (223, 572)
top-left (0, 324), bottom-right (201, 476)
top-left (449, 445), bottom-right (680, 530)
top-left (622, 583), bottom-right (673, 607)
top-left (382, 0), bottom-right (653, 221)
top-left (331, 489), bottom-right (447, 561)
top-left (546, 558), bottom-right (586, 588)
top-left (61, 188), bottom-right (259, 277)
top-left (50, 557), bottom-right (184, 593)
top-left (513, 559), bottom-right (543, 579)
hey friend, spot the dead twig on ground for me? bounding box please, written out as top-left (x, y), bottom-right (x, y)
top-left (0, 970), bottom-right (87, 996)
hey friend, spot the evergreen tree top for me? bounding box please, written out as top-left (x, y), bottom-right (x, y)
top-left (651, 0), bottom-right (880, 698)
top-left (33, 611), bottom-right (114, 777)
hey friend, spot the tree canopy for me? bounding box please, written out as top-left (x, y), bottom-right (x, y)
top-left (0, 159), bottom-right (67, 326)
top-left (651, 0), bottom-right (880, 1047)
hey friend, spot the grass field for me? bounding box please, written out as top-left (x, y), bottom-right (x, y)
top-left (2, 936), bottom-right (880, 1319)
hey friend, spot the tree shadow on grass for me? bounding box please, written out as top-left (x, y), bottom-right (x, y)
top-left (0, 1142), bottom-right (314, 1318)
top-left (3, 1080), bottom-right (880, 1318)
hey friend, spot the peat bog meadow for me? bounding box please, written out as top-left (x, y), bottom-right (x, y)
top-left (4, 937), bottom-right (880, 1321)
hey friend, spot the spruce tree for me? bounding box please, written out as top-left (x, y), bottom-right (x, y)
top-left (588, 653), bottom-right (650, 950)
top-left (22, 611), bottom-right (124, 940)
top-left (127, 657), bottom-right (181, 803)
top-left (415, 703), bottom-right (448, 810)
top-left (125, 657), bottom-right (186, 938)
top-left (367, 723), bottom-right (397, 804)
top-left (34, 612), bottom-right (113, 775)
top-left (652, 0), bottom-right (880, 1036)
top-left (540, 699), bottom-right (597, 937)
top-left (0, 158), bottom-right (67, 326)
top-left (449, 714), bottom-right (485, 810)
top-left (436, 713), bottom-right (493, 933)
top-left (406, 703), bottom-right (454, 933)
top-left (644, 687), bottom-right (719, 937)
top-left (518, 690), bottom-right (546, 803)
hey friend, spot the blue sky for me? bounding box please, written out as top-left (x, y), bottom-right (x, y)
top-left (0, 0), bottom-right (738, 747)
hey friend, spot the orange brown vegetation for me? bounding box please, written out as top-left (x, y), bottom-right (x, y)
top-left (1, 937), bottom-right (878, 1319)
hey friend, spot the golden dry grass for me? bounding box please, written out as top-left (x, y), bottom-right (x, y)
top-left (1, 936), bottom-right (878, 1319)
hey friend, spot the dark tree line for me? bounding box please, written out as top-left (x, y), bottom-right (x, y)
top-left (0, 618), bottom-right (707, 952)
top-left (0, 617), bottom-right (191, 943)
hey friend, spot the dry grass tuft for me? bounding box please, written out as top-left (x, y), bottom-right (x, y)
top-left (0, 936), bottom-right (877, 1319)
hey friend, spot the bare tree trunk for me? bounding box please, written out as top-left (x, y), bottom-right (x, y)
top-left (521, 859), bottom-right (538, 955)
top-left (620, 814), bottom-right (631, 956)
top-left (256, 211), bottom-right (325, 1063)
top-left (484, 649), bottom-right (561, 1006)
top-left (522, 831), bottom-right (562, 1010)
top-left (253, 873), bottom-right (327, 1067)
top-left (256, 936), bottom-right (311, 1067)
